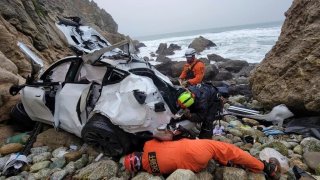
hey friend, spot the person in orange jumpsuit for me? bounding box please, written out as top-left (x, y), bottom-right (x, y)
top-left (122, 139), bottom-right (280, 179)
top-left (179, 48), bottom-right (205, 86)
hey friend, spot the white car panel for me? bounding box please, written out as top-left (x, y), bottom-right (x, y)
top-left (94, 74), bottom-right (173, 134)
top-left (21, 87), bottom-right (54, 124)
top-left (54, 83), bottom-right (92, 137)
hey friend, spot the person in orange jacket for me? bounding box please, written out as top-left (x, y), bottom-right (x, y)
top-left (179, 48), bottom-right (205, 86)
top-left (121, 139), bottom-right (281, 179)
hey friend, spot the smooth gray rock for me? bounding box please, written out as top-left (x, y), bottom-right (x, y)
top-left (74, 154), bottom-right (89, 170)
top-left (32, 168), bottom-right (51, 179)
top-left (64, 162), bottom-right (75, 174)
top-left (50, 169), bottom-right (67, 180)
top-left (300, 137), bottom-right (320, 153)
top-left (52, 147), bottom-right (68, 158)
top-left (73, 160), bottom-right (118, 179)
top-left (215, 167), bottom-right (247, 180)
top-left (132, 172), bottom-right (162, 180)
top-left (33, 152), bottom-right (51, 163)
top-left (49, 157), bottom-right (66, 169)
top-left (166, 169), bottom-right (197, 180)
top-left (196, 171), bottom-right (213, 180)
top-left (30, 161), bottom-right (50, 172)
top-left (30, 146), bottom-right (50, 155)
top-left (248, 172), bottom-right (266, 180)
top-left (303, 152), bottom-right (320, 170)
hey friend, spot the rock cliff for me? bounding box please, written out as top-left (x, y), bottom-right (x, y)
top-left (250, 0), bottom-right (320, 113)
top-left (0, 0), bottom-right (124, 121)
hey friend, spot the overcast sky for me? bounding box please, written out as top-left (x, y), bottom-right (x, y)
top-left (93, 0), bottom-right (293, 37)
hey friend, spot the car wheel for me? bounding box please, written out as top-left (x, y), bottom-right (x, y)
top-left (81, 114), bottom-right (132, 157)
top-left (10, 102), bottom-right (35, 131)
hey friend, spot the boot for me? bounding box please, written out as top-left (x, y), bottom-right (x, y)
top-left (198, 129), bottom-right (213, 139)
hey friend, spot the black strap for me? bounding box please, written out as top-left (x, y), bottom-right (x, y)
top-left (189, 60), bottom-right (200, 71)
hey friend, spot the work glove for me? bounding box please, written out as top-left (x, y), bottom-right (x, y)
top-left (178, 79), bottom-right (189, 87)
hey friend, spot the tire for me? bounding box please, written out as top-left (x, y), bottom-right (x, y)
top-left (81, 114), bottom-right (132, 157)
top-left (10, 102), bottom-right (35, 131)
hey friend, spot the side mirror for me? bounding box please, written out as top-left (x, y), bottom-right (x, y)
top-left (17, 42), bottom-right (44, 82)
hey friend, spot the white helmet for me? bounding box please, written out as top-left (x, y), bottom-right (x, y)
top-left (185, 48), bottom-right (196, 58)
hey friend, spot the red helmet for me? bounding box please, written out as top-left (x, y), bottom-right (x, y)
top-left (123, 152), bottom-right (142, 172)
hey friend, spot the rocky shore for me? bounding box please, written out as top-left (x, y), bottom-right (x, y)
top-left (0, 0), bottom-right (319, 179)
top-left (1, 95), bottom-right (320, 180)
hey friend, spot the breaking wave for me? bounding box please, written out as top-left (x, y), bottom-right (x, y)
top-left (138, 24), bottom-right (281, 63)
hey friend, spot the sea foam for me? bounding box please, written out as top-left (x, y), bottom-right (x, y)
top-left (138, 26), bottom-right (281, 64)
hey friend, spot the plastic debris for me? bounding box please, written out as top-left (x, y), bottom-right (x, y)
top-left (2, 153), bottom-right (28, 174)
top-left (259, 148), bottom-right (289, 173)
top-left (212, 125), bottom-right (224, 136)
top-left (94, 153), bottom-right (103, 162)
top-left (262, 126), bottom-right (284, 136)
top-left (69, 145), bottom-right (78, 151)
top-left (6, 133), bottom-right (30, 145)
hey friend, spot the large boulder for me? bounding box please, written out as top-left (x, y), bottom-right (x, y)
top-left (235, 64), bottom-right (258, 78)
top-left (156, 55), bottom-right (171, 63)
top-left (219, 60), bottom-right (249, 73)
top-left (156, 43), bottom-right (175, 56)
top-left (188, 36), bottom-right (216, 53)
top-left (204, 64), bottom-right (219, 81)
top-left (168, 43), bottom-right (181, 52)
top-left (207, 53), bottom-right (228, 62)
top-left (155, 61), bottom-right (185, 78)
top-left (214, 70), bottom-right (233, 81)
top-left (249, 0), bottom-right (320, 113)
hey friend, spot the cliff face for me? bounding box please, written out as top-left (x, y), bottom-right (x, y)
top-left (250, 0), bottom-right (320, 113)
top-left (0, 0), bottom-right (124, 121)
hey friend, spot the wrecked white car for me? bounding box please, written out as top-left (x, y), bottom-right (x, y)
top-left (10, 17), bottom-right (183, 157)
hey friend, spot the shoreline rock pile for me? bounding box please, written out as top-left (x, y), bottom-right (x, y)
top-left (0, 96), bottom-right (320, 180)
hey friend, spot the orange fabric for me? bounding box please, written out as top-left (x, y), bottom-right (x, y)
top-left (179, 60), bottom-right (205, 85)
top-left (141, 139), bottom-right (264, 174)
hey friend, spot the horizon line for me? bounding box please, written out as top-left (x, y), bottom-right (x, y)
top-left (133, 20), bottom-right (283, 41)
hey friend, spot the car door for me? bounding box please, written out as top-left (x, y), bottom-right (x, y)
top-left (54, 62), bottom-right (108, 137)
top-left (21, 57), bottom-right (82, 125)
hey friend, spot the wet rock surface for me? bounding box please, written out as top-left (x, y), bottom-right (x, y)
top-left (0, 106), bottom-right (319, 180)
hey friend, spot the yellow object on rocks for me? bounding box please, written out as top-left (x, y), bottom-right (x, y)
top-left (0, 143), bottom-right (23, 155)
top-left (64, 151), bottom-right (83, 162)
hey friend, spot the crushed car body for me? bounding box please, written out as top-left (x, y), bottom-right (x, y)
top-left (10, 17), bottom-right (182, 157)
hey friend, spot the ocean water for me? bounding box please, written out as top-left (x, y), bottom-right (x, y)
top-left (137, 22), bottom-right (282, 64)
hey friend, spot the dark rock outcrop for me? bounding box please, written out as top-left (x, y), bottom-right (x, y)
top-left (156, 43), bottom-right (172, 55)
top-left (207, 53), bottom-right (228, 62)
top-left (168, 43), bottom-right (181, 52)
top-left (156, 55), bottom-right (171, 63)
top-left (219, 60), bottom-right (249, 73)
top-left (155, 43), bottom-right (180, 56)
top-left (188, 36), bottom-right (216, 53)
top-left (249, 0), bottom-right (320, 113)
top-left (214, 70), bottom-right (233, 81)
top-left (132, 40), bottom-right (146, 52)
top-left (155, 61), bottom-right (185, 78)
